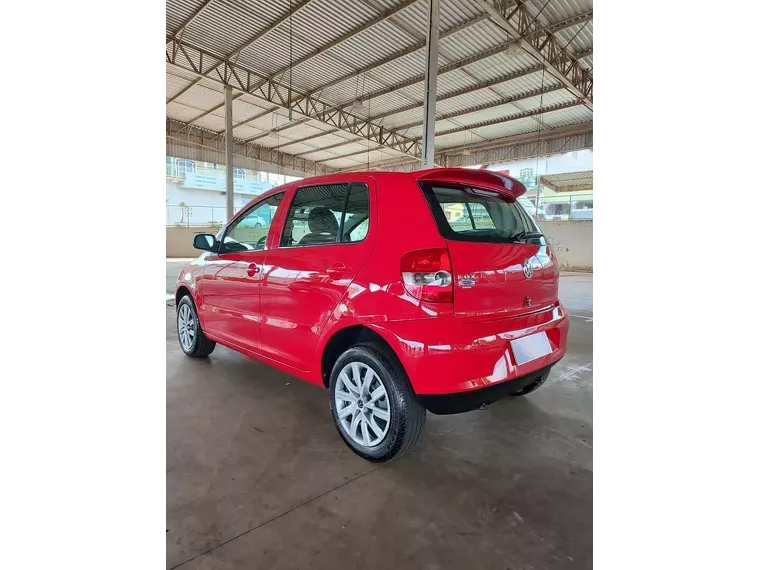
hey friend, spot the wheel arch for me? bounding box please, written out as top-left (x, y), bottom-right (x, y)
top-left (175, 285), bottom-right (209, 330)
top-left (175, 285), bottom-right (192, 305)
top-left (319, 323), bottom-right (406, 389)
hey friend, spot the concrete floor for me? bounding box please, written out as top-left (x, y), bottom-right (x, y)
top-left (166, 265), bottom-right (593, 569)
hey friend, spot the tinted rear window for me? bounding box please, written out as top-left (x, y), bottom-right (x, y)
top-left (420, 183), bottom-right (538, 243)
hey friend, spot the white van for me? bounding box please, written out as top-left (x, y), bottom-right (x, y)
top-left (517, 197), bottom-right (546, 221)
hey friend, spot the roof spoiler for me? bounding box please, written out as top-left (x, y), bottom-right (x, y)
top-left (414, 168), bottom-right (526, 199)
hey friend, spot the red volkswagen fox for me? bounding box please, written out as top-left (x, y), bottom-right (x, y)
top-left (175, 168), bottom-right (568, 461)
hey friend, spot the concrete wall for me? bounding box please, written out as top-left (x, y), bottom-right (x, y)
top-left (167, 222), bottom-right (593, 272)
top-left (541, 221), bottom-right (593, 272)
top-left (167, 226), bottom-right (270, 258)
top-left (167, 226), bottom-right (216, 258)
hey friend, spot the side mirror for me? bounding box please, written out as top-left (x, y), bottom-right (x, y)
top-left (193, 233), bottom-right (218, 252)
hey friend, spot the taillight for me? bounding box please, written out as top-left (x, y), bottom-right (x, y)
top-left (400, 248), bottom-right (453, 303)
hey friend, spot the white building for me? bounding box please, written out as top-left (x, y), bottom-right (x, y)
top-left (166, 156), bottom-right (301, 226)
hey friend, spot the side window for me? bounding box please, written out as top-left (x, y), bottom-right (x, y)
top-left (280, 183), bottom-right (370, 247)
top-left (342, 184), bottom-right (370, 243)
top-left (222, 192), bottom-right (284, 253)
top-left (346, 218), bottom-right (369, 242)
top-left (280, 184), bottom-right (348, 247)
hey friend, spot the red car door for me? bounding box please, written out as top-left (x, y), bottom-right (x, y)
top-left (259, 180), bottom-right (375, 372)
top-left (199, 192), bottom-right (286, 351)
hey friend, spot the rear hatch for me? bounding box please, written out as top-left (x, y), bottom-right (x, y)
top-left (418, 174), bottom-right (559, 321)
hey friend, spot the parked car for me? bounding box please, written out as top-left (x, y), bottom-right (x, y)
top-left (175, 169), bottom-right (568, 461)
top-left (543, 202), bottom-right (593, 221)
top-left (517, 197), bottom-right (546, 221)
top-left (237, 214), bottom-right (267, 228)
top-left (571, 207), bottom-right (593, 220)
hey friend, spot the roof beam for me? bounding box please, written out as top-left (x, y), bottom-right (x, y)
top-left (363, 0), bottom-right (518, 144)
top-left (317, 145), bottom-right (385, 164)
top-left (267, 128), bottom-right (340, 150)
top-left (233, 105), bottom-right (277, 129)
top-left (471, 0), bottom-right (592, 109)
top-left (370, 64), bottom-right (547, 122)
top-left (391, 84), bottom-right (565, 131)
top-left (166, 118), bottom-right (339, 176)
top-left (344, 39), bottom-right (522, 105)
top-left (167, 37), bottom-right (421, 158)
top-left (296, 137), bottom-right (362, 157)
top-left (245, 117), bottom-right (311, 142)
top-left (424, 100), bottom-right (583, 139)
top-left (221, 12), bottom-right (494, 140)
top-left (166, 0), bottom-right (315, 104)
top-left (298, 8), bottom-right (593, 98)
top-left (304, 14), bottom-right (489, 97)
top-left (169, 0), bottom-right (215, 40)
top-left (546, 10), bottom-right (592, 34)
top-left (339, 122), bottom-right (593, 172)
top-left (333, 10), bottom-right (591, 111)
top-left (248, 0), bottom-right (419, 93)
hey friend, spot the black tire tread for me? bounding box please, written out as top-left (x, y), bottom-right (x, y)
top-left (333, 341), bottom-right (425, 462)
top-left (177, 295), bottom-right (216, 358)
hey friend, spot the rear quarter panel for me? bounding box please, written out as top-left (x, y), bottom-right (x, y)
top-left (314, 174), bottom-right (453, 365)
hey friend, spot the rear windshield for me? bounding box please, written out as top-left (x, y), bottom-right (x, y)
top-left (420, 183), bottom-right (538, 243)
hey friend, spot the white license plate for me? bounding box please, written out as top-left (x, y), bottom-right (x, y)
top-left (511, 331), bottom-right (552, 365)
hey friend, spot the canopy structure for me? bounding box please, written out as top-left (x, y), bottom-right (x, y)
top-left (166, 0), bottom-right (593, 177)
top-left (539, 170), bottom-right (593, 192)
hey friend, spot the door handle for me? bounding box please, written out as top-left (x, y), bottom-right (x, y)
top-left (326, 263), bottom-right (349, 279)
top-left (247, 262), bottom-right (261, 277)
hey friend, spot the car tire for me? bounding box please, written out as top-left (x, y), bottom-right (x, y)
top-left (328, 342), bottom-right (425, 462)
top-left (176, 295), bottom-right (216, 358)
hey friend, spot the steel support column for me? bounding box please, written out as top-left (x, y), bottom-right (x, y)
top-left (225, 84), bottom-right (234, 221)
top-left (420, 0), bottom-right (439, 169)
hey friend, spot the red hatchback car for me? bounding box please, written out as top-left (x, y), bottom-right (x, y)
top-left (175, 168), bottom-right (568, 461)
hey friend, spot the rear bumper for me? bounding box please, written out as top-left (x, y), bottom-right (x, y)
top-left (370, 303), bottom-right (568, 400)
top-left (418, 364), bottom-right (556, 414)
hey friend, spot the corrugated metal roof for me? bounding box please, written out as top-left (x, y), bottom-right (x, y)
top-left (192, 114), bottom-right (226, 132)
top-left (539, 170), bottom-right (593, 192)
top-left (231, 99), bottom-right (273, 121)
top-left (166, 0), bottom-right (592, 169)
top-left (173, 84), bottom-right (226, 110)
top-left (166, 74), bottom-right (195, 100)
top-left (166, 0), bottom-right (208, 35)
top-left (233, 124), bottom-right (264, 139)
top-left (167, 101), bottom-right (208, 123)
top-left (541, 105), bottom-right (594, 128)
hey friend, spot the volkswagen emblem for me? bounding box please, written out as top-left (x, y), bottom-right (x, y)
top-left (522, 260), bottom-right (534, 279)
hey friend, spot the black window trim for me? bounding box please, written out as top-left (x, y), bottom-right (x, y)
top-left (278, 181), bottom-right (370, 249)
top-left (218, 191), bottom-right (286, 254)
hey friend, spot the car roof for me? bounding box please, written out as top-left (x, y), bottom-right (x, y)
top-left (251, 168), bottom-right (525, 201)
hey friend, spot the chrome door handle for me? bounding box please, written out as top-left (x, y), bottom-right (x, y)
top-left (326, 263), bottom-right (349, 278)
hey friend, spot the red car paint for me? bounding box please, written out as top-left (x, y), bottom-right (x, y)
top-left (175, 169), bottom-right (568, 400)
